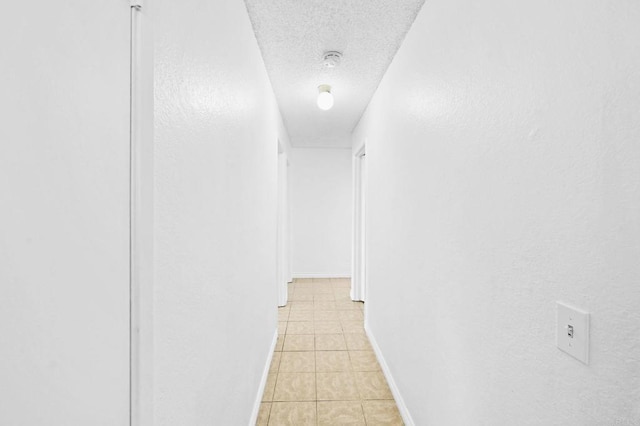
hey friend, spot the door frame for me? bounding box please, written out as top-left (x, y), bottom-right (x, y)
top-left (277, 142), bottom-right (290, 306)
top-left (351, 143), bottom-right (367, 301)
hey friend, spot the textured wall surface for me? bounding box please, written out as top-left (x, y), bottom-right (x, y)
top-left (292, 148), bottom-right (352, 277)
top-left (353, 0), bottom-right (640, 424)
top-left (154, 0), bottom-right (288, 423)
top-left (0, 1), bottom-right (131, 424)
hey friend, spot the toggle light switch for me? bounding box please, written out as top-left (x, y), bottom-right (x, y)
top-left (556, 302), bottom-right (590, 364)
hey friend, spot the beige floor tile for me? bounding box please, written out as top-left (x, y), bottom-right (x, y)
top-left (355, 372), bottom-right (393, 400)
top-left (278, 322), bottom-right (287, 335)
top-left (341, 320), bottom-right (365, 333)
top-left (278, 308), bottom-right (290, 321)
top-left (344, 334), bottom-right (371, 351)
top-left (268, 402), bottom-right (316, 426)
top-left (361, 400), bottom-right (404, 425)
top-left (316, 351), bottom-right (352, 372)
top-left (283, 335), bottom-right (314, 351)
top-left (333, 288), bottom-right (351, 297)
top-left (316, 372), bottom-right (359, 400)
top-left (349, 351), bottom-right (380, 371)
top-left (288, 310), bottom-right (314, 321)
top-left (338, 310), bottom-right (364, 322)
top-left (286, 321), bottom-right (314, 335)
top-left (314, 293), bottom-right (335, 301)
top-left (312, 278), bottom-right (331, 284)
top-left (290, 301), bottom-right (314, 311)
top-left (317, 401), bottom-right (366, 426)
top-left (279, 351), bottom-right (315, 373)
top-left (314, 310), bottom-right (339, 321)
top-left (257, 402), bottom-right (271, 426)
top-left (314, 321), bottom-right (343, 334)
top-left (335, 301), bottom-right (362, 310)
top-left (315, 334), bottom-right (347, 351)
top-left (262, 373), bottom-right (277, 401)
top-left (314, 301), bottom-right (337, 311)
top-left (275, 335), bottom-right (284, 351)
top-left (313, 286), bottom-right (333, 294)
top-left (273, 372), bottom-right (316, 401)
top-left (269, 352), bottom-right (282, 374)
top-left (289, 293), bottom-right (313, 302)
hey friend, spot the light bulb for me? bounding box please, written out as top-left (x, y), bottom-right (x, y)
top-left (317, 84), bottom-right (333, 111)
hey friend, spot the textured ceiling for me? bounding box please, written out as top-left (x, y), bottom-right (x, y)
top-left (245, 0), bottom-right (425, 148)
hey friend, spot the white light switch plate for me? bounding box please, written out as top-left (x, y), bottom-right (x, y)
top-left (556, 302), bottom-right (590, 364)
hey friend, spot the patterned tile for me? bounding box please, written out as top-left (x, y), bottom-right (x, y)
top-left (286, 321), bottom-right (314, 335)
top-left (314, 293), bottom-right (335, 301)
top-left (288, 310), bottom-right (314, 321)
top-left (283, 335), bottom-right (314, 351)
top-left (355, 372), bottom-right (393, 400)
top-left (317, 401), bottom-right (366, 426)
top-left (290, 301), bottom-right (314, 311)
top-left (316, 351), bottom-right (352, 372)
top-left (278, 308), bottom-right (290, 321)
top-left (344, 333), bottom-right (372, 351)
top-left (338, 310), bottom-right (364, 322)
top-left (262, 373), bottom-right (277, 401)
top-left (335, 301), bottom-right (361, 310)
top-left (315, 334), bottom-right (347, 351)
top-left (257, 402), bottom-right (271, 426)
top-left (314, 321), bottom-right (343, 334)
top-left (273, 372), bottom-right (316, 401)
top-left (275, 335), bottom-right (284, 352)
top-left (268, 402), bottom-right (316, 426)
top-left (341, 320), bottom-right (364, 333)
top-left (361, 400), bottom-right (404, 425)
top-left (349, 351), bottom-right (380, 371)
top-left (314, 301), bottom-right (337, 311)
top-left (278, 322), bottom-right (287, 335)
top-left (269, 352), bottom-right (281, 374)
top-left (314, 310), bottom-right (339, 321)
top-left (316, 372), bottom-right (359, 400)
top-left (279, 351), bottom-right (315, 373)
top-left (289, 293), bottom-right (314, 302)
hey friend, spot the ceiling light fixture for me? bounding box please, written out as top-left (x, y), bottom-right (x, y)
top-left (317, 84), bottom-right (334, 111)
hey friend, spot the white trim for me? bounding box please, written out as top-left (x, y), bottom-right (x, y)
top-left (364, 323), bottom-right (416, 426)
top-left (351, 143), bottom-right (366, 302)
top-left (292, 273), bottom-right (351, 279)
top-left (249, 330), bottom-right (278, 426)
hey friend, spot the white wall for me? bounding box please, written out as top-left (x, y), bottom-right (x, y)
top-left (0, 1), bottom-right (131, 424)
top-left (292, 148), bottom-right (352, 278)
top-left (353, 0), bottom-right (640, 424)
top-left (154, 0), bottom-right (289, 423)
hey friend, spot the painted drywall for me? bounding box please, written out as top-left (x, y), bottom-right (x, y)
top-left (0, 1), bottom-right (131, 424)
top-left (353, 0), bottom-right (640, 424)
top-left (154, 0), bottom-right (289, 423)
top-left (292, 148), bottom-right (352, 277)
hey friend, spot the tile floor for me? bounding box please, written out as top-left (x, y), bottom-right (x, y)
top-left (257, 278), bottom-right (404, 426)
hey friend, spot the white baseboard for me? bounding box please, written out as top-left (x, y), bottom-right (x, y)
top-left (364, 323), bottom-right (415, 426)
top-left (249, 329), bottom-right (278, 426)
top-left (292, 273), bottom-right (351, 279)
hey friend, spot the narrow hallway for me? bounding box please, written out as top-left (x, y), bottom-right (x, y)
top-left (258, 279), bottom-right (402, 426)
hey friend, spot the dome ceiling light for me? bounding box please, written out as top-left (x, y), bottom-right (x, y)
top-left (317, 84), bottom-right (334, 111)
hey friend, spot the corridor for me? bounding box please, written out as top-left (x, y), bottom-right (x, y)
top-left (258, 279), bottom-right (402, 426)
top-left (2, 0), bottom-right (639, 424)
